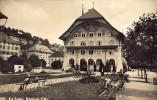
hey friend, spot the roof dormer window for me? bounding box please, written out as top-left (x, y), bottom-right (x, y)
top-left (73, 33), bottom-right (78, 37)
top-left (70, 41), bottom-right (75, 46)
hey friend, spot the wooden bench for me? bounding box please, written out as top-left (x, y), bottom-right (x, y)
top-left (99, 74), bottom-right (126, 99)
top-left (18, 74), bottom-right (49, 91)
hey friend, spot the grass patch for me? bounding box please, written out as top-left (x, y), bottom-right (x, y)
top-left (0, 81), bottom-right (105, 100)
top-left (0, 73), bottom-right (75, 85)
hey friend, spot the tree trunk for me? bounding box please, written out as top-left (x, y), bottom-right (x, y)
top-left (138, 68), bottom-right (140, 76)
top-left (141, 68), bottom-right (143, 78)
top-left (144, 66), bottom-right (148, 83)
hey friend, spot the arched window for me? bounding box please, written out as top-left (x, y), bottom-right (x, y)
top-left (73, 33), bottom-right (78, 37)
top-left (70, 41), bottom-right (75, 46)
top-left (97, 41), bottom-right (102, 46)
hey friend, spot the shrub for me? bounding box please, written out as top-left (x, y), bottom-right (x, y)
top-left (79, 76), bottom-right (99, 83)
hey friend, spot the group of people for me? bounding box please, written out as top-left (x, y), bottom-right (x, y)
top-left (101, 69), bottom-right (127, 89)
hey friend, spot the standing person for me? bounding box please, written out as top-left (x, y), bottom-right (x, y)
top-left (100, 61), bottom-right (105, 76)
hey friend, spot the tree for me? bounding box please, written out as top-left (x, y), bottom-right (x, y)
top-left (125, 12), bottom-right (157, 82)
top-left (7, 55), bottom-right (22, 72)
top-left (40, 59), bottom-right (47, 67)
top-left (28, 54), bottom-right (41, 68)
top-left (19, 52), bottom-right (32, 72)
top-left (51, 60), bottom-right (62, 69)
top-left (0, 56), bottom-right (10, 73)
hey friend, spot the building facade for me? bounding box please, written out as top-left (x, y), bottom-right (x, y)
top-left (26, 42), bottom-right (53, 67)
top-left (0, 32), bottom-right (20, 60)
top-left (59, 8), bottom-right (125, 72)
top-left (49, 51), bottom-right (64, 65)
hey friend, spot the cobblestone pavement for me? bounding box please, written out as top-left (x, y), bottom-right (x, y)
top-left (116, 71), bottom-right (157, 100)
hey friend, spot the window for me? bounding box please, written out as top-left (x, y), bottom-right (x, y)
top-left (105, 31), bottom-right (111, 36)
top-left (81, 33), bottom-right (86, 37)
top-left (73, 34), bottom-right (78, 37)
top-left (3, 45), bottom-right (5, 49)
top-left (70, 50), bottom-right (74, 55)
top-left (88, 41), bottom-right (94, 46)
top-left (81, 41), bottom-right (86, 46)
top-left (15, 52), bottom-right (18, 55)
top-left (97, 41), bottom-right (102, 46)
top-left (89, 50), bottom-right (93, 55)
top-left (12, 46), bottom-right (14, 50)
top-left (89, 32), bottom-right (94, 37)
top-left (0, 45), bottom-right (2, 49)
top-left (70, 41), bottom-right (75, 46)
top-left (81, 50), bottom-right (85, 55)
top-left (98, 32), bottom-right (102, 37)
top-left (6, 51), bottom-right (10, 55)
top-left (2, 51), bottom-right (5, 54)
top-left (109, 50), bottom-right (114, 55)
top-left (15, 47), bottom-right (18, 50)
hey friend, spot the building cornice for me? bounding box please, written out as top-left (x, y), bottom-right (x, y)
top-left (66, 45), bottom-right (118, 50)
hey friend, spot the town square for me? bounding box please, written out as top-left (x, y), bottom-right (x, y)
top-left (0, 0), bottom-right (157, 100)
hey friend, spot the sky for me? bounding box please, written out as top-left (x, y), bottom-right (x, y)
top-left (0, 0), bottom-right (157, 45)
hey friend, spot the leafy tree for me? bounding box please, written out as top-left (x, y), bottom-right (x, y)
top-left (19, 52), bottom-right (32, 72)
top-left (40, 59), bottom-right (47, 67)
top-left (28, 54), bottom-right (41, 68)
top-left (125, 12), bottom-right (157, 82)
top-left (7, 55), bottom-right (22, 72)
top-left (51, 60), bottom-right (62, 69)
top-left (0, 56), bottom-right (10, 73)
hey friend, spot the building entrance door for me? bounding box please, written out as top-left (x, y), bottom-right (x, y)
top-left (80, 59), bottom-right (87, 71)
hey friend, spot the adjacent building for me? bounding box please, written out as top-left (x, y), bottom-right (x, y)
top-left (59, 8), bottom-right (125, 72)
top-left (26, 42), bottom-right (53, 67)
top-left (49, 51), bottom-right (64, 65)
top-left (0, 32), bottom-right (21, 60)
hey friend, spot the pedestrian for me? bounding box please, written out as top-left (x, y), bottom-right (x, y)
top-left (100, 61), bottom-right (105, 76)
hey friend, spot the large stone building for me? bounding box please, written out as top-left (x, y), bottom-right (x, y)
top-left (0, 32), bottom-right (21, 60)
top-left (26, 42), bottom-right (53, 67)
top-left (59, 8), bottom-right (125, 72)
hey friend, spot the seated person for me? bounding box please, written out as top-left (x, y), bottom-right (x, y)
top-left (117, 69), bottom-right (124, 80)
top-left (105, 75), bottom-right (111, 89)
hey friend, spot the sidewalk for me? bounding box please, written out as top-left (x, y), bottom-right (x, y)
top-left (117, 71), bottom-right (157, 100)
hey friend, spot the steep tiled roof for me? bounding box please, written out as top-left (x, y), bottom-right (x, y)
top-left (59, 8), bottom-right (125, 41)
top-left (0, 32), bottom-right (19, 44)
top-left (50, 51), bottom-right (64, 57)
top-left (78, 9), bottom-right (103, 20)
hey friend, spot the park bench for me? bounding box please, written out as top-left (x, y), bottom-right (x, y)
top-left (99, 74), bottom-right (126, 99)
top-left (18, 74), bottom-right (49, 91)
